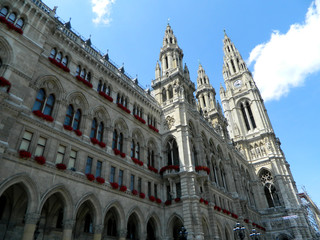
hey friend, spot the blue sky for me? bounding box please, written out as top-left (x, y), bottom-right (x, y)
top-left (43, 0), bottom-right (320, 206)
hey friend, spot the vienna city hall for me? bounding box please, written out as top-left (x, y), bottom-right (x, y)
top-left (0, 0), bottom-right (319, 240)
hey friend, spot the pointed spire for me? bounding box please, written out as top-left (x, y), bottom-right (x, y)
top-left (85, 35), bottom-right (92, 46)
top-left (64, 18), bottom-right (71, 29)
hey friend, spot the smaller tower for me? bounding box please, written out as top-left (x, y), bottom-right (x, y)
top-left (195, 64), bottom-right (228, 138)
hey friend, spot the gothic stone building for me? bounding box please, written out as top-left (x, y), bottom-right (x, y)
top-left (0, 0), bottom-right (316, 240)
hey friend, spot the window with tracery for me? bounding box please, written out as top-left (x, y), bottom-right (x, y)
top-left (260, 169), bottom-right (281, 208)
top-left (32, 89), bottom-right (55, 116)
top-left (166, 138), bottom-right (179, 166)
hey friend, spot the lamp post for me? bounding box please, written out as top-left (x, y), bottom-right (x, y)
top-left (249, 228), bottom-right (261, 240)
top-left (179, 226), bottom-right (188, 240)
top-left (233, 223), bottom-right (245, 240)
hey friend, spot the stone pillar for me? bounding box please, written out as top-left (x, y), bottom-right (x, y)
top-left (22, 213), bottom-right (40, 240)
top-left (119, 228), bottom-right (127, 240)
top-left (93, 224), bottom-right (103, 240)
top-left (62, 219), bottom-right (75, 240)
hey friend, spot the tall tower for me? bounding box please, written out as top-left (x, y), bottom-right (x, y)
top-left (220, 32), bottom-right (312, 239)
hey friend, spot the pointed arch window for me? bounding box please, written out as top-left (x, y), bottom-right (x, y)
top-left (135, 142), bottom-right (140, 160)
top-left (56, 208), bottom-right (64, 229)
top-left (7, 13), bottom-right (16, 23)
top-left (73, 109), bottom-right (81, 130)
top-left (64, 105), bottom-right (74, 127)
top-left (191, 146), bottom-right (198, 167)
top-left (61, 56), bottom-right (68, 67)
top-left (162, 88), bottom-right (167, 102)
top-left (97, 80), bottom-right (102, 92)
top-left (84, 213), bottom-right (93, 233)
top-left (76, 65), bottom-right (81, 76)
top-left (118, 133), bottom-right (123, 152)
top-left (15, 18), bottom-right (24, 29)
top-left (168, 85), bottom-right (173, 99)
top-left (148, 148), bottom-right (155, 167)
top-left (260, 170), bottom-right (281, 208)
top-left (97, 122), bottom-right (104, 142)
top-left (32, 89), bottom-right (46, 112)
top-left (131, 140), bottom-right (135, 158)
top-left (0, 7), bottom-right (8, 17)
top-left (167, 139), bottom-right (179, 166)
top-left (107, 215), bottom-right (117, 236)
top-left (49, 48), bottom-right (57, 59)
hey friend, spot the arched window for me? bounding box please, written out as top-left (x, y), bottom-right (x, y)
top-left (15, 18), bottom-right (24, 29)
top-left (148, 148), bottom-right (155, 167)
top-left (84, 213), bottom-right (93, 233)
top-left (61, 56), bottom-right (68, 66)
top-left (162, 88), bottom-right (167, 102)
top-left (80, 69), bottom-right (86, 79)
top-left (64, 105), bottom-right (74, 127)
top-left (240, 103), bottom-right (250, 131)
top-left (43, 94), bottom-right (55, 116)
top-left (50, 48), bottom-right (56, 59)
top-left (116, 93), bottom-right (120, 104)
top-left (97, 80), bottom-right (102, 92)
top-left (112, 130), bottom-right (118, 149)
top-left (32, 89), bottom-right (46, 111)
top-left (102, 83), bottom-right (106, 92)
top-left (168, 85), bottom-right (173, 99)
top-left (0, 7), bottom-right (8, 17)
top-left (118, 133), bottom-right (123, 152)
top-left (167, 139), bottom-right (179, 166)
top-left (106, 86), bottom-right (111, 96)
top-left (97, 122), bottom-right (104, 142)
top-left (260, 169), bottom-right (281, 208)
top-left (73, 109), bottom-right (81, 130)
top-left (86, 72), bottom-right (91, 82)
top-left (56, 52), bottom-right (62, 62)
top-left (192, 146), bottom-right (198, 166)
top-left (246, 101), bottom-right (256, 129)
top-left (90, 118), bottom-right (97, 138)
top-left (7, 13), bottom-right (16, 23)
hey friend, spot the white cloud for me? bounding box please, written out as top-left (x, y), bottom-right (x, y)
top-left (91, 0), bottom-right (116, 25)
top-left (247, 0), bottom-right (320, 101)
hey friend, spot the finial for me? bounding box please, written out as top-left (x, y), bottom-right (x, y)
top-left (167, 18), bottom-right (170, 25)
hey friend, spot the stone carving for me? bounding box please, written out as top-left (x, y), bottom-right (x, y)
top-left (165, 116), bottom-right (175, 130)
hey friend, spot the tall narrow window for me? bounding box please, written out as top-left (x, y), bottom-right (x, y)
top-left (246, 101), bottom-right (256, 129)
top-left (85, 157), bottom-right (93, 174)
top-left (97, 122), bottom-right (104, 142)
top-left (34, 137), bottom-right (47, 156)
top-left (162, 89), bottom-right (167, 102)
top-left (68, 149), bottom-right (77, 169)
top-left (168, 85), bottom-right (173, 99)
top-left (56, 52), bottom-right (62, 62)
top-left (166, 185), bottom-right (171, 201)
top-left (112, 130), bottom-right (118, 150)
top-left (118, 133), bottom-right (123, 152)
top-left (19, 131), bottom-right (33, 151)
top-left (7, 13), bottom-right (16, 23)
top-left (56, 145), bottom-right (66, 164)
top-left (148, 182), bottom-right (151, 197)
top-left (138, 177), bottom-right (142, 193)
top-left (0, 7), bottom-right (8, 17)
top-left (154, 184), bottom-right (158, 198)
top-left (106, 86), bottom-right (111, 96)
top-left (110, 166), bottom-right (115, 183)
top-left (97, 80), bottom-right (102, 92)
top-left (167, 139), bottom-right (179, 166)
top-left (61, 56), bottom-right (68, 66)
top-left (130, 175), bottom-right (135, 191)
top-left (176, 183), bottom-right (181, 198)
top-left (118, 170), bottom-right (123, 186)
top-left (96, 161), bottom-right (102, 177)
top-left (84, 214), bottom-right (93, 233)
top-left (56, 208), bottom-right (64, 229)
top-left (43, 94), bottom-right (55, 116)
top-left (32, 89), bottom-right (46, 112)
top-left (131, 140), bottom-right (135, 158)
top-left (135, 143), bottom-right (140, 160)
top-left (15, 18), bottom-right (24, 29)
top-left (64, 105), bottom-right (74, 127)
top-left (50, 48), bottom-right (56, 59)
top-left (90, 118), bottom-right (97, 138)
top-left (240, 103), bottom-right (250, 131)
top-left (73, 109), bottom-right (81, 130)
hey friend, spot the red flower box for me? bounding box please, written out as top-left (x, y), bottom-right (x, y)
top-left (113, 149), bottom-right (120, 155)
top-left (86, 173), bottom-right (95, 181)
top-left (200, 198), bottom-right (204, 203)
top-left (99, 142), bottom-right (106, 148)
top-left (132, 189), bottom-right (138, 195)
top-left (110, 182), bottom-right (119, 189)
top-left (148, 124), bottom-right (159, 133)
top-left (120, 185), bottom-right (127, 192)
top-left (131, 157), bottom-right (139, 164)
top-left (138, 160), bottom-right (143, 166)
top-left (48, 57), bottom-right (70, 72)
top-left (35, 156), bottom-right (46, 165)
top-left (222, 209), bottom-right (230, 214)
top-left (156, 198), bottom-right (162, 204)
top-left (204, 200), bottom-right (209, 205)
top-left (214, 206), bottom-right (221, 211)
top-left (175, 198), bottom-right (181, 203)
top-left (76, 75), bottom-right (92, 88)
top-left (74, 129), bottom-right (82, 136)
top-left (0, 17), bottom-right (23, 35)
top-left (56, 163), bottom-right (67, 170)
top-left (33, 110), bottom-right (44, 118)
top-left (120, 152), bottom-right (126, 158)
top-left (165, 200), bottom-right (172, 206)
top-left (63, 125), bottom-right (73, 131)
top-left (0, 76), bottom-right (11, 93)
top-left (96, 176), bottom-right (105, 184)
top-left (148, 165), bottom-right (158, 173)
top-left (244, 219), bottom-right (250, 223)
top-left (43, 115), bottom-right (54, 122)
top-left (134, 115), bottom-right (146, 124)
top-left (160, 165), bottom-right (179, 175)
top-left (139, 192), bottom-right (145, 199)
top-left (99, 91), bottom-right (113, 102)
top-left (117, 103), bottom-right (131, 114)
top-left (231, 213), bottom-right (238, 219)
top-left (149, 196), bottom-right (156, 202)
top-left (19, 150), bottom-right (31, 159)
top-left (195, 166), bottom-right (210, 174)
top-left (90, 138), bottom-right (99, 144)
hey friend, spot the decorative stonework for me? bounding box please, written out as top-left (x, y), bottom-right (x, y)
top-left (165, 116), bottom-right (175, 130)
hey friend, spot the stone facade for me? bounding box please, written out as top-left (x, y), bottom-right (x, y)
top-left (0, 1), bottom-right (317, 240)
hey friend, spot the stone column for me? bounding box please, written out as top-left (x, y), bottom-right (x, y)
top-left (119, 228), bottom-right (127, 240)
top-left (62, 219), bottom-right (75, 240)
top-left (22, 213), bottom-right (40, 240)
top-left (93, 224), bottom-right (103, 240)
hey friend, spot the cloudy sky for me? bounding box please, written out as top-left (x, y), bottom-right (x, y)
top-left (44, 0), bottom-right (320, 206)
